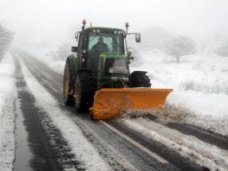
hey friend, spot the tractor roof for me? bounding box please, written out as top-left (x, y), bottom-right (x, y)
top-left (84, 27), bottom-right (125, 33)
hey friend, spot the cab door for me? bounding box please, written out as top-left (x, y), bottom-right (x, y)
top-left (77, 32), bottom-right (88, 68)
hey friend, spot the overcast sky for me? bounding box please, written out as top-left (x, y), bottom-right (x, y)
top-left (0, 0), bottom-right (228, 49)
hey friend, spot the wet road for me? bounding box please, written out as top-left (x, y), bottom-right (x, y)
top-left (12, 51), bottom-right (228, 171)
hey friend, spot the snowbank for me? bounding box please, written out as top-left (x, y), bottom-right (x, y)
top-left (0, 53), bottom-right (17, 171)
top-left (167, 91), bottom-right (228, 136)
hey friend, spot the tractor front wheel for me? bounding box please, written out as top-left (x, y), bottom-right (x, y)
top-left (74, 72), bottom-right (96, 113)
top-left (129, 71), bottom-right (151, 87)
top-left (63, 59), bottom-right (75, 106)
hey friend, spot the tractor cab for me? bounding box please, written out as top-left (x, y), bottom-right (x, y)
top-left (72, 21), bottom-right (141, 88)
top-left (86, 27), bottom-right (129, 85)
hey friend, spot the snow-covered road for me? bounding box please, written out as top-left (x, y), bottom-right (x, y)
top-left (0, 51), bottom-right (228, 171)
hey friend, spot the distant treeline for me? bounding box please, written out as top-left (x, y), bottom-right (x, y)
top-left (0, 23), bottom-right (13, 58)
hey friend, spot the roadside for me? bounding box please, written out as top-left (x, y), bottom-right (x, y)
top-left (0, 52), bottom-right (17, 171)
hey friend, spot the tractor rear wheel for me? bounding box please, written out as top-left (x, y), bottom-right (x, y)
top-left (63, 59), bottom-right (75, 106)
top-left (74, 72), bottom-right (96, 113)
top-left (129, 71), bottom-right (151, 87)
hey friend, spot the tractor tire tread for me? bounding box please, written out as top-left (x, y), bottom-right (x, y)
top-left (63, 59), bottom-right (75, 106)
top-left (75, 72), bottom-right (96, 112)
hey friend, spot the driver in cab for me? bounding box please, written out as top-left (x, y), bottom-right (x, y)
top-left (91, 36), bottom-right (109, 54)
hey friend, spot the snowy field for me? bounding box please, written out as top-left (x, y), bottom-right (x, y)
top-left (0, 53), bottom-right (17, 171)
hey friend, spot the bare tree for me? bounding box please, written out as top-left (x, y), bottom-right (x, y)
top-left (166, 36), bottom-right (196, 63)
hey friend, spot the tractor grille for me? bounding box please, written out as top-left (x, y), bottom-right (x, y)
top-left (104, 58), bottom-right (128, 76)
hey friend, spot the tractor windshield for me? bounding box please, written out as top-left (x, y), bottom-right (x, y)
top-left (87, 29), bottom-right (126, 76)
top-left (88, 31), bottom-right (124, 54)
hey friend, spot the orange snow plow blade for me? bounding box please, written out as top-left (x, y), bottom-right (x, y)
top-left (91, 88), bottom-right (173, 120)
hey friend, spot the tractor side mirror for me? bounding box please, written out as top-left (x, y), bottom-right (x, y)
top-left (75, 32), bottom-right (79, 41)
top-left (127, 51), bottom-right (134, 63)
top-left (128, 56), bottom-right (134, 60)
top-left (135, 33), bottom-right (141, 43)
top-left (71, 46), bottom-right (78, 52)
top-left (127, 51), bottom-right (132, 57)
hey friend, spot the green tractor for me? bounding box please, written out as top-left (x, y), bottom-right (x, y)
top-left (63, 20), bottom-right (172, 119)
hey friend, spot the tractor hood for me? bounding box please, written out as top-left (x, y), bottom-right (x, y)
top-left (99, 51), bottom-right (127, 59)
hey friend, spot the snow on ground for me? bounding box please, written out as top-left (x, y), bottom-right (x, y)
top-left (0, 53), bottom-right (17, 171)
top-left (167, 91), bottom-right (228, 136)
top-left (119, 119), bottom-right (228, 171)
top-left (129, 52), bottom-right (228, 136)
top-left (18, 58), bottom-right (112, 171)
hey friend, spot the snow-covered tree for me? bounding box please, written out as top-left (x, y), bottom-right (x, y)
top-left (54, 43), bottom-right (71, 60)
top-left (45, 43), bottom-right (71, 61)
top-left (0, 23), bottom-right (13, 58)
top-left (216, 44), bottom-right (228, 57)
top-left (166, 36), bottom-right (196, 63)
